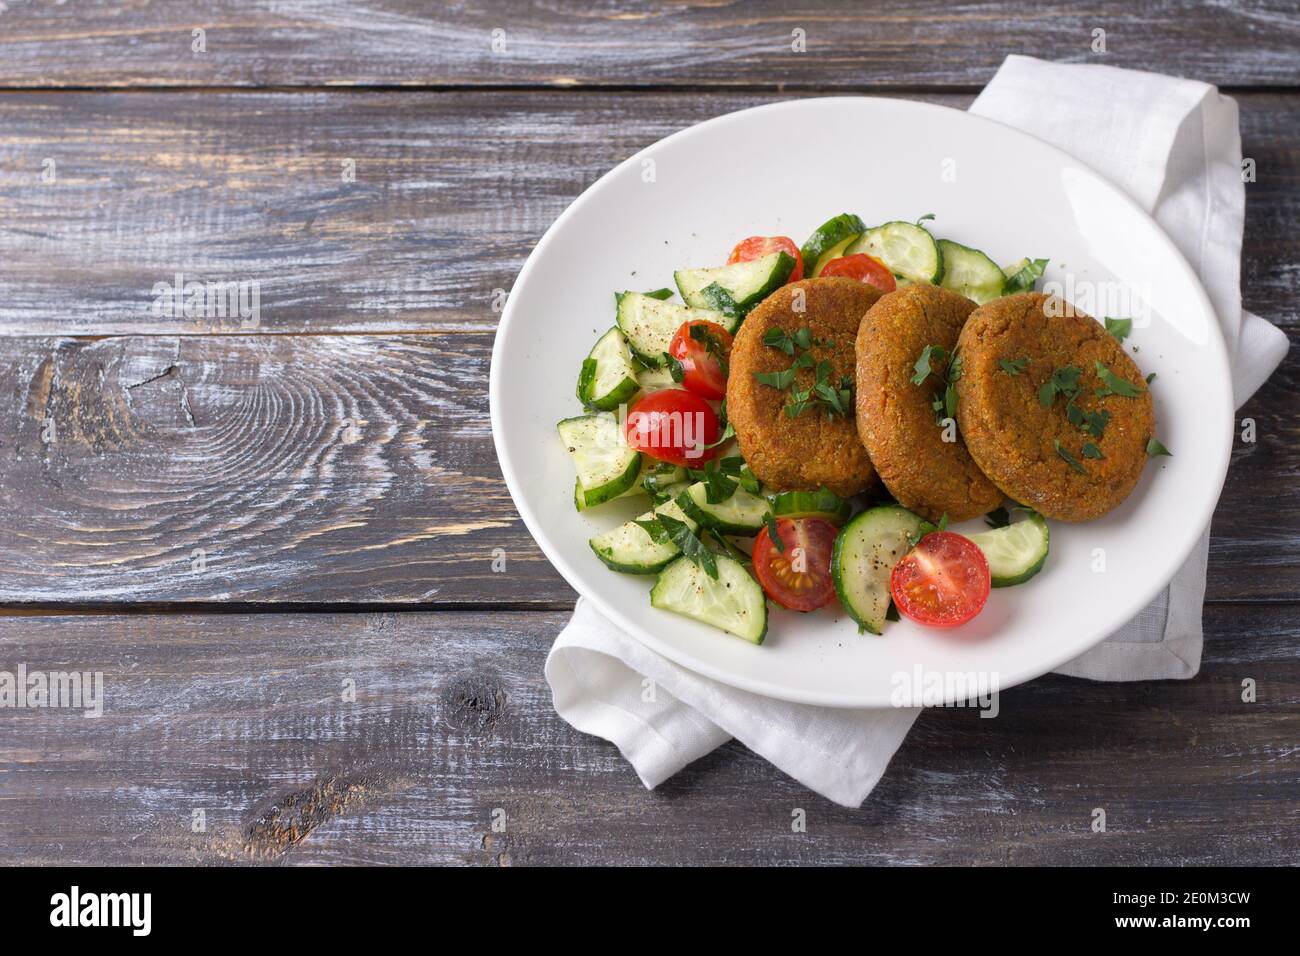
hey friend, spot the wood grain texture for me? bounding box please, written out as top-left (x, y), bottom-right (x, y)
top-left (0, 90), bottom-right (1296, 335)
top-left (1, 1), bottom-right (1297, 89)
top-left (0, 605), bottom-right (1294, 866)
top-left (0, 331), bottom-right (1295, 606)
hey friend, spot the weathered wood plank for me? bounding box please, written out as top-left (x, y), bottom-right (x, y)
top-left (0, 90), bottom-right (1295, 335)
top-left (0, 604), bottom-right (1294, 865)
top-left (0, 1), bottom-right (1296, 89)
top-left (0, 331), bottom-right (1294, 606)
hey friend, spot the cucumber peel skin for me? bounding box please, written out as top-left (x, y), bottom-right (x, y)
top-left (800, 213), bottom-right (867, 275)
top-left (810, 234), bottom-right (861, 278)
top-left (767, 488), bottom-right (852, 526)
top-left (967, 513), bottom-right (1050, 587)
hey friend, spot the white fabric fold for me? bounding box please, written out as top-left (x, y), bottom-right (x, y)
top-left (545, 56), bottom-right (1288, 807)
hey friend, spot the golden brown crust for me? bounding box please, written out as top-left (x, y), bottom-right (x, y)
top-left (726, 278), bottom-right (882, 498)
top-left (855, 284), bottom-right (1003, 523)
top-left (955, 292), bottom-right (1155, 522)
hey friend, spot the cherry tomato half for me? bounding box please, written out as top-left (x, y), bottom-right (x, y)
top-left (752, 517), bottom-right (838, 612)
top-left (668, 320), bottom-right (734, 400)
top-left (889, 531), bottom-right (990, 628)
top-left (727, 235), bottom-right (804, 284)
top-left (623, 389), bottom-right (721, 468)
top-left (819, 253), bottom-right (897, 293)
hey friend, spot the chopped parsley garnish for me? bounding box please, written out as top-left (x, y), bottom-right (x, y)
top-left (1039, 365), bottom-right (1082, 408)
top-left (689, 323), bottom-right (730, 376)
top-left (754, 367), bottom-right (796, 390)
top-left (758, 328), bottom-right (852, 419)
top-left (762, 512), bottom-right (785, 552)
top-left (1003, 258), bottom-right (1049, 293)
top-left (655, 512), bottom-right (718, 579)
top-left (738, 464), bottom-right (762, 495)
top-left (1081, 408), bottom-right (1111, 440)
top-left (1104, 317), bottom-right (1133, 342)
top-left (700, 458), bottom-right (738, 503)
top-left (1081, 441), bottom-right (1104, 460)
top-left (1147, 437), bottom-right (1172, 457)
top-left (984, 506), bottom-right (1012, 529)
top-left (998, 357), bottom-right (1029, 376)
top-left (1146, 372), bottom-right (1158, 384)
top-left (1054, 439), bottom-right (1087, 474)
top-left (1094, 360), bottom-right (1143, 398)
top-left (662, 351), bottom-right (685, 383)
top-left (911, 344), bottom-right (947, 385)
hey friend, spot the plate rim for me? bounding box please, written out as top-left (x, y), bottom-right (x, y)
top-left (489, 95), bottom-right (1234, 707)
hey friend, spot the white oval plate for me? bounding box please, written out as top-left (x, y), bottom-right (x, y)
top-left (490, 97), bottom-right (1233, 707)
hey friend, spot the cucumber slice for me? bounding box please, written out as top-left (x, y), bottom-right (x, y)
top-left (967, 513), bottom-right (1050, 587)
top-left (588, 498), bottom-right (695, 575)
top-left (831, 504), bottom-right (926, 634)
top-left (676, 481), bottom-right (770, 535)
top-left (651, 553), bottom-right (768, 644)
top-left (847, 221), bottom-right (944, 284)
top-left (674, 252), bottom-right (795, 318)
top-left (937, 239), bottom-right (1006, 304)
top-left (558, 413), bottom-right (641, 510)
top-left (616, 292), bottom-right (735, 364)
top-left (577, 327), bottom-right (640, 411)
top-left (768, 488), bottom-right (851, 525)
top-left (635, 364), bottom-right (679, 391)
top-left (800, 213), bottom-right (866, 277)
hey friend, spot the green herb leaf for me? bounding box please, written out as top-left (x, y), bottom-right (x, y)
top-left (689, 322), bottom-right (730, 376)
top-left (1146, 372), bottom-right (1158, 384)
top-left (912, 344), bottom-right (946, 385)
top-left (698, 282), bottom-right (739, 318)
top-left (1081, 441), bottom-right (1104, 459)
top-left (998, 357), bottom-right (1029, 376)
top-left (1003, 257), bottom-right (1049, 293)
top-left (763, 327), bottom-right (796, 356)
top-left (984, 506), bottom-right (1012, 529)
top-left (1094, 360), bottom-right (1143, 398)
top-left (633, 516), bottom-right (670, 544)
top-left (1103, 317), bottom-right (1133, 342)
top-left (916, 213), bottom-right (936, 224)
top-left (1082, 408), bottom-right (1111, 440)
top-left (754, 367), bottom-right (796, 390)
top-left (738, 464), bottom-right (762, 495)
top-left (656, 512), bottom-right (718, 579)
top-left (762, 512), bottom-right (785, 552)
top-left (1054, 439), bottom-right (1087, 474)
top-left (701, 458), bottom-right (738, 504)
top-left (1040, 365), bottom-right (1082, 407)
top-left (662, 351), bottom-right (685, 383)
top-left (702, 421), bottom-right (735, 450)
top-left (1146, 437), bottom-right (1172, 457)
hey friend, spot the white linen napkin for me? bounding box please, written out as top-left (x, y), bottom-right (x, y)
top-left (545, 56), bottom-right (1290, 807)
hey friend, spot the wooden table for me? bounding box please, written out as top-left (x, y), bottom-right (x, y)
top-left (1, 2), bottom-right (1296, 866)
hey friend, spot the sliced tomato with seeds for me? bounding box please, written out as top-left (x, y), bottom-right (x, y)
top-left (819, 253), bottom-right (897, 292)
top-left (751, 517), bottom-right (837, 611)
top-left (622, 388), bottom-right (721, 468)
top-left (727, 235), bottom-right (804, 283)
top-left (668, 319), bottom-right (734, 400)
top-left (889, 531), bottom-right (991, 628)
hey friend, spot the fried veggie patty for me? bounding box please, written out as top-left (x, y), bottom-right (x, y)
top-left (955, 292), bottom-right (1155, 522)
top-left (855, 284), bottom-right (1003, 523)
top-left (726, 278), bottom-right (882, 498)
